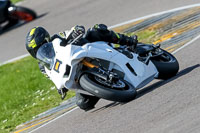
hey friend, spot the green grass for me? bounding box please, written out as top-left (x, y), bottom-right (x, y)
top-left (11, 0), bottom-right (23, 4)
top-left (0, 56), bottom-right (75, 133)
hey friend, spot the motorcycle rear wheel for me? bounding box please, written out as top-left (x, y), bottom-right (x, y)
top-left (10, 6), bottom-right (37, 22)
top-left (79, 74), bottom-right (137, 102)
top-left (151, 49), bottom-right (179, 79)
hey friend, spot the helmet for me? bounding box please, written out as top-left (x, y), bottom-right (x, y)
top-left (25, 27), bottom-right (50, 58)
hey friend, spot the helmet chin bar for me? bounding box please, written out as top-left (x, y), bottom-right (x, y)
top-left (25, 27), bottom-right (51, 58)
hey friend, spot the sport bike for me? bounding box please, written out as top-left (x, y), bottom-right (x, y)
top-left (0, 0), bottom-right (36, 30)
top-left (36, 36), bottom-right (179, 102)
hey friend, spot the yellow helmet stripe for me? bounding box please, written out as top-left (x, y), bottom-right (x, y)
top-left (29, 27), bottom-right (37, 36)
top-left (28, 39), bottom-right (37, 48)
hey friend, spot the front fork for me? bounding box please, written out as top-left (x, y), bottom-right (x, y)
top-left (78, 59), bottom-right (119, 84)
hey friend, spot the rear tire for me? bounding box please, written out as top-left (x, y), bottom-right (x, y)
top-left (79, 74), bottom-right (137, 102)
top-left (151, 49), bottom-right (179, 79)
top-left (10, 6), bottom-right (37, 22)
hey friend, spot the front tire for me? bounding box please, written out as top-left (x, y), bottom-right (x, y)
top-left (79, 74), bottom-right (137, 102)
top-left (151, 49), bottom-right (179, 79)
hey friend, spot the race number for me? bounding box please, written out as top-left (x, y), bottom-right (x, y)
top-left (54, 59), bottom-right (62, 73)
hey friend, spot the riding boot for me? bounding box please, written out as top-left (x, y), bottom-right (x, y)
top-left (76, 93), bottom-right (100, 111)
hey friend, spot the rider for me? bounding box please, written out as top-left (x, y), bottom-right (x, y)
top-left (25, 24), bottom-right (138, 111)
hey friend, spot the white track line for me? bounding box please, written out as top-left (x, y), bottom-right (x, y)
top-left (29, 107), bottom-right (79, 133)
top-left (172, 34), bottom-right (200, 54)
top-left (109, 3), bottom-right (200, 29)
top-left (10, 3), bottom-right (200, 133)
top-left (0, 54), bottom-right (29, 66)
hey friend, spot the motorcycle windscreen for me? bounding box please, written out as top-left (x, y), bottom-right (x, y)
top-left (36, 42), bottom-right (55, 70)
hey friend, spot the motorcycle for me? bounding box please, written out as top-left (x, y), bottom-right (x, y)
top-left (0, 0), bottom-right (36, 30)
top-left (36, 35), bottom-right (179, 102)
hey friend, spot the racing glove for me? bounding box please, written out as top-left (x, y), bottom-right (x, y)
top-left (72, 25), bottom-right (85, 38)
top-left (127, 35), bottom-right (138, 51)
top-left (65, 25), bottom-right (86, 44)
top-left (117, 34), bottom-right (138, 48)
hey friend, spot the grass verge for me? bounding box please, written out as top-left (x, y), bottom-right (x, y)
top-left (0, 56), bottom-right (75, 133)
top-left (11, 0), bottom-right (23, 4)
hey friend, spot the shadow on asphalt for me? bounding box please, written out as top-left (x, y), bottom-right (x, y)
top-left (136, 64), bottom-right (200, 98)
top-left (91, 64), bottom-right (200, 113)
top-left (0, 13), bottom-right (48, 35)
top-left (91, 102), bottom-right (122, 113)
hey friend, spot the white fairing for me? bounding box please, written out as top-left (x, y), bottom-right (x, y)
top-left (45, 39), bottom-right (158, 92)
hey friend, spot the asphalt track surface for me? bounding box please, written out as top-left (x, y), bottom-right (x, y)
top-left (1, 0), bottom-right (200, 132)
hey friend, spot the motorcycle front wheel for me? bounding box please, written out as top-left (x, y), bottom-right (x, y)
top-left (151, 49), bottom-right (179, 79)
top-left (79, 74), bottom-right (137, 102)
